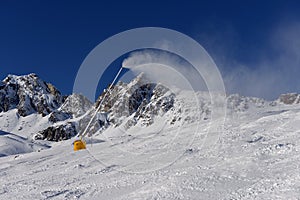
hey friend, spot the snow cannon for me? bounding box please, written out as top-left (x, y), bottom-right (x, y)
top-left (77, 66), bottom-right (124, 152)
top-left (73, 139), bottom-right (86, 151)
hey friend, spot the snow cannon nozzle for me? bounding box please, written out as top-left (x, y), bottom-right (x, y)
top-left (122, 65), bottom-right (131, 69)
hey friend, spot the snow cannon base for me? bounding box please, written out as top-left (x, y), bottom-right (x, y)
top-left (73, 139), bottom-right (86, 151)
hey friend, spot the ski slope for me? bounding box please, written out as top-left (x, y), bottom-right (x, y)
top-left (1, 101), bottom-right (300, 199)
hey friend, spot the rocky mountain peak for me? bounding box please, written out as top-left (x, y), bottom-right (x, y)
top-left (95, 73), bottom-right (175, 127)
top-left (278, 93), bottom-right (300, 104)
top-left (0, 73), bottom-right (64, 117)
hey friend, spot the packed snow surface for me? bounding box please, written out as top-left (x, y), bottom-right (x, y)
top-left (1, 91), bottom-right (300, 199)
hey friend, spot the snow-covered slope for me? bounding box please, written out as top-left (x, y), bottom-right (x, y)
top-left (0, 109), bottom-right (51, 138)
top-left (0, 130), bottom-right (50, 157)
top-left (1, 99), bottom-right (300, 199)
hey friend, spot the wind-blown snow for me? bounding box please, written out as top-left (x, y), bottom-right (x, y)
top-left (121, 50), bottom-right (208, 91)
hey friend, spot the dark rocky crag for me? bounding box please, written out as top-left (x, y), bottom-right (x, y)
top-left (95, 73), bottom-right (176, 128)
top-left (0, 73), bottom-right (64, 117)
top-left (34, 122), bottom-right (77, 141)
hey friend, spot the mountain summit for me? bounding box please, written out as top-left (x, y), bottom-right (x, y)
top-left (0, 73), bottom-right (63, 117)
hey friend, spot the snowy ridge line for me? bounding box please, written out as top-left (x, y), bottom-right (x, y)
top-left (1, 73), bottom-right (300, 198)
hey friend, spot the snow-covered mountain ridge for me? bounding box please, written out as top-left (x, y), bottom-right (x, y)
top-left (0, 73), bottom-right (299, 143)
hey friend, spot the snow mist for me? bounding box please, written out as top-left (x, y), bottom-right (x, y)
top-left (122, 49), bottom-right (208, 91)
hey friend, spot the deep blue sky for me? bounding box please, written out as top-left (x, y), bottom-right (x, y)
top-left (1, 0), bottom-right (300, 100)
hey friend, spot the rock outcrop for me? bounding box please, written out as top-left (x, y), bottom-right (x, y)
top-left (95, 73), bottom-right (175, 128)
top-left (34, 122), bottom-right (77, 141)
top-left (278, 93), bottom-right (300, 104)
top-left (0, 73), bottom-right (64, 117)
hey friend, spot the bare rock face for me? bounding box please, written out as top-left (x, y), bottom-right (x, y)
top-left (126, 84), bottom-right (175, 127)
top-left (33, 122), bottom-right (77, 141)
top-left (0, 74), bottom-right (64, 117)
top-left (279, 93), bottom-right (300, 104)
top-left (59, 93), bottom-right (93, 118)
top-left (48, 94), bottom-right (93, 123)
top-left (48, 111), bottom-right (71, 123)
top-left (95, 73), bottom-right (175, 128)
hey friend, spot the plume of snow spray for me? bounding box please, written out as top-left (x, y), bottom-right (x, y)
top-left (121, 50), bottom-right (208, 91)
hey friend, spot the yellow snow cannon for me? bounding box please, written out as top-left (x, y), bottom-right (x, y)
top-left (73, 139), bottom-right (86, 151)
